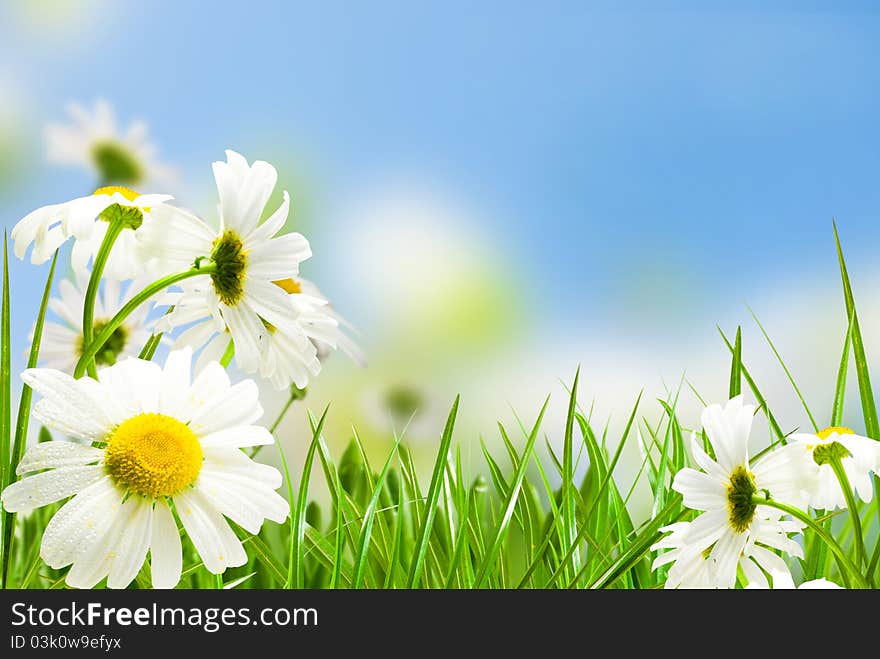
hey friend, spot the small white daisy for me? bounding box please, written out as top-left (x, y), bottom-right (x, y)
top-left (652, 396), bottom-right (814, 588)
top-left (37, 267), bottom-right (154, 374)
top-left (787, 426), bottom-right (880, 510)
top-left (45, 99), bottom-right (176, 187)
top-left (746, 570), bottom-right (843, 589)
top-left (11, 185), bottom-right (173, 279)
top-left (138, 150), bottom-right (315, 386)
top-left (0, 349), bottom-right (288, 589)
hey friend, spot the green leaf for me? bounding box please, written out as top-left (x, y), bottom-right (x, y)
top-left (406, 395), bottom-right (459, 587)
top-left (729, 326), bottom-right (742, 398)
top-left (2, 250), bottom-right (56, 588)
top-left (833, 221), bottom-right (879, 439)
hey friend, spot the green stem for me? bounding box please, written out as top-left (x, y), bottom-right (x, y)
top-left (250, 388), bottom-right (299, 460)
top-left (80, 220), bottom-right (125, 379)
top-left (828, 456), bottom-right (869, 574)
top-left (753, 494), bottom-right (869, 588)
top-left (220, 339), bottom-right (235, 368)
top-left (74, 263), bottom-right (216, 378)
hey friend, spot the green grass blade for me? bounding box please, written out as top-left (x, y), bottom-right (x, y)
top-left (586, 493), bottom-right (684, 589)
top-left (831, 311), bottom-right (855, 426)
top-left (747, 306), bottom-right (819, 431)
top-left (2, 251), bottom-right (56, 588)
top-left (291, 406), bottom-right (328, 588)
top-left (405, 395), bottom-right (459, 587)
top-left (729, 325), bottom-right (742, 398)
top-left (833, 221), bottom-right (879, 438)
top-left (473, 397), bottom-right (547, 587)
top-left (1, 234), bottom-right (10, 493)
top-left (561, 368), bottom-right (580, 578)
top-left (0, 235), bottom-right (10, 587)
top-left (719, 327), bottom-right (785, 442)
top-left (352, 437), bottom-right (401, 588)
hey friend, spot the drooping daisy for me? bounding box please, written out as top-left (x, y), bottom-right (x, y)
top-left (786, 427), bottom-right (880, 510)
top-left (157, 278), bottom-right (321, 389)
top-left (138, 150), bottom-right (315, 386)
top-left (0, 349), bottom-right (288, 589)
top-left (45, 99), bottom-right (176, 187)
top-left (11, 186), bottom-right (172, 279)
top-left (291, 277), bottom-right (366, 367)
top-left (37, 267), bottom-right (154, 374)
top-left (654, 396), bottom-right (813, 588)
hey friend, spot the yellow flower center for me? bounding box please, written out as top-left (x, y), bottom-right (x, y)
top-left (273, 278), bottom-right (302, 294)
top-left (816, 426), bottom-right (854, 440)
top-left (94, 185), bottom-right (141, 202)
top-left (104, 413), bottom-right (202, 498)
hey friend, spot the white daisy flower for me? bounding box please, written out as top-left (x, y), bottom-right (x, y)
top-left (787, 426), bottom-right (880, 510)
top-left (0, 349), bottom-right (288, 589)
top-left (652, 518), bottom-right (801, 589)
top-left (746, 569), bottom-right (843, 589)
top-left (37, 267), bottom-right (154, 374)
top-left (11, 185), bottom-right (173, 279)
top-left (652, 396), bottom-right (814, 588)
top-left (138, 150), bottom-right (316, 387)
top-left (45, 99), bottom-right (176, 187)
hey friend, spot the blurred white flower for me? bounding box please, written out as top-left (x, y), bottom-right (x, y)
top-left (11, 186), bottom-right (173, 279)
top-left (140, 150), bottom-right (318, 388)
top-left (36, 267), bottom-right (154, 374)
top-left (787, 427), bottom-right (880, 510)
top-left (45, 99), bottom-right (176, 187)
top-left (652, 396), bottom-right (813, 588)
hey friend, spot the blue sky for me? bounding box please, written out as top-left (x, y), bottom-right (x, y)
top-left (2, 1), bottom-right (880, 354)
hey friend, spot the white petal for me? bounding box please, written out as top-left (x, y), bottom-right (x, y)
top-left (158, 348), bottom-right (194, 420)
top-left (23, 369), bottom-right (116, 440)
top-left (97, 358), bottom-right (162, 416)
top-left (15, 441), bottom-right (103, 474)
top-left (189, 379), bottom-right (263, 435)
top-left (245, 232), bottom-right (311, 280)
top-left (672, 468), bottom-right (726, 511)
top-left (244, 190), bottom-right (289, 244)
top-left (197, 471), bottom-right (288, 534)
top-left (199, 425), bottom-right (273, 449)
top-left (708, 530), bottom-right (748, 588)
top-left (203, 448), bottom-right (283, 489)
top-left (1, 465), bottom-right (105, 513)
top-left (173, 489), bottom-right (247, 574)
top-left (106, 498), bottom-right (153, 589)
top-left (40, 477), bottom-right (120, 569)
top-left (150, 501), bottom-right (182, 589)
top-left (222, 304), bottom-right (266, 373)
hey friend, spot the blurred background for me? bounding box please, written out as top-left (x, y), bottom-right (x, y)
top-left (2, 1), bottom-right (880, 519)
